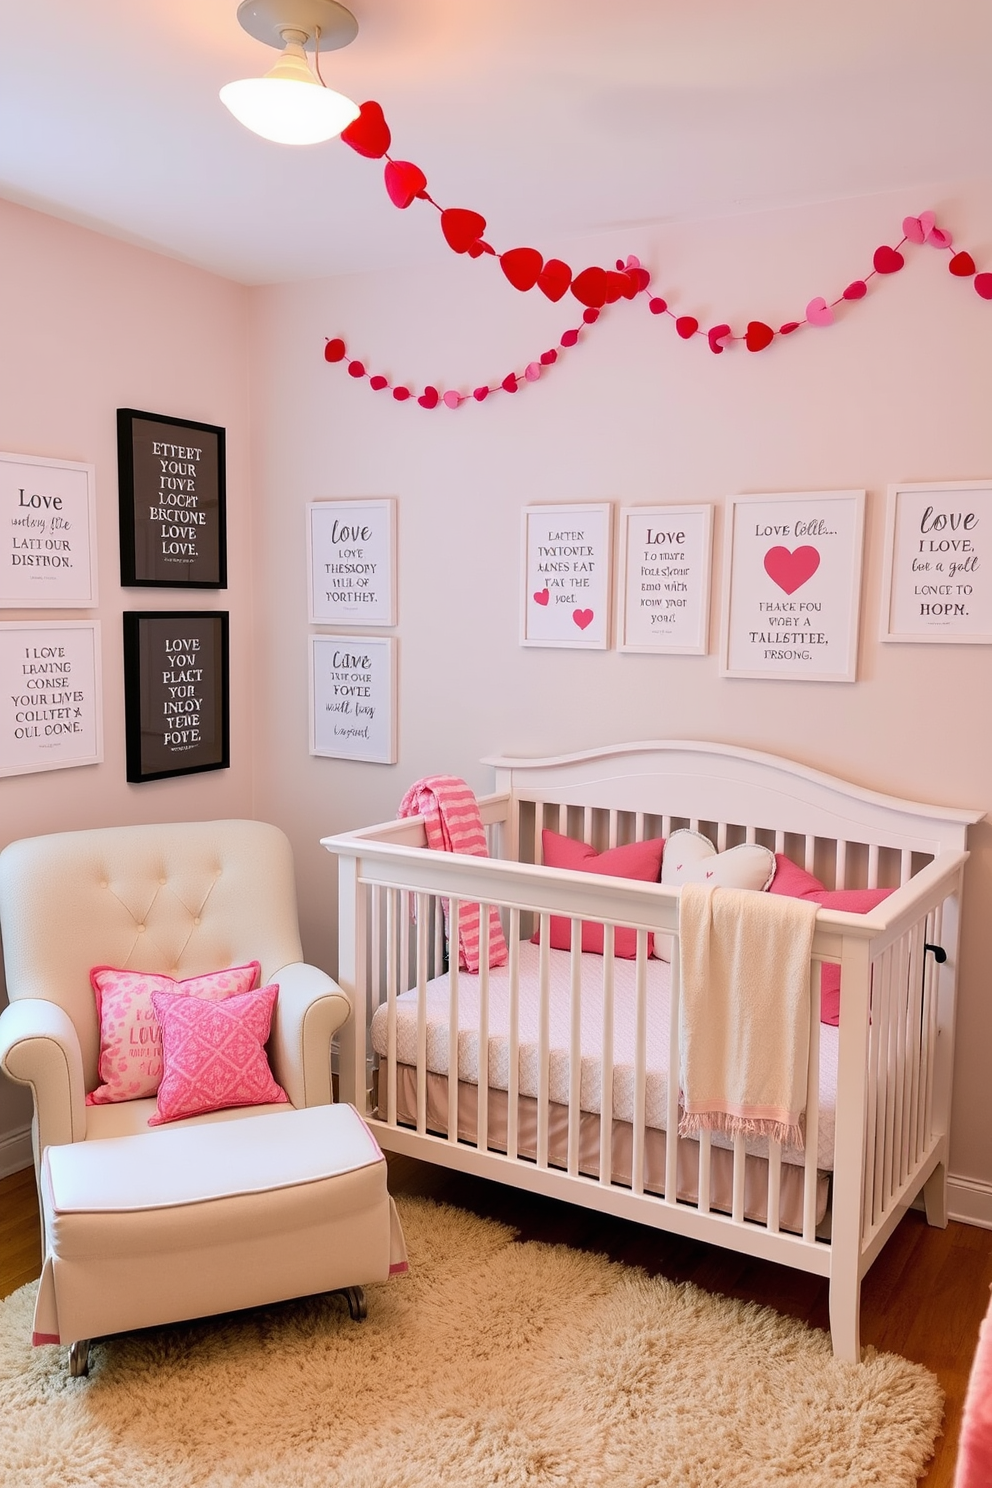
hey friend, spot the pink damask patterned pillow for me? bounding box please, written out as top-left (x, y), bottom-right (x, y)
top-left (86, 961), bottom-right (261, 1106)
top-left (148, 984), bottom-right (288, 1126)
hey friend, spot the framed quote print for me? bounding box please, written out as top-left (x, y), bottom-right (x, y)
top-left (0, 620), bottom-right (102, 776)
top-left (720, 490), bottom-right (865, 682)
top-left (521, 503), bottom-right (612, 649)
top-left (117, 409), bottom-right (227, 588)
top-left (307, 498), bottom-right (396, 626)
top-left (617, 505), bottom-right (713, 654)
top-left (880, 480), bottom-right (992, 644)
top-left (0, 450), bottom-right (97, 608)
top-left (310, 634), bottom-right (397, 764)
top-left (123, 611), bottom-right (229, 782)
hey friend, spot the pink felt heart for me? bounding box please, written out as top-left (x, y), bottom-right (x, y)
top-left (902, 212), bottom-right (935, 245)
top-left (560, 328), bottom-right (580, 347)
top-left (843, 280), bottom-right (867, 300)
top-left (540, 349), bottom-right (558, 365)
top-left (805, 296), bottom-right (834, 328)
top-left (441, 208), bottom-right (487, 254)
top-left (501, 373), bottom-right (519, 393)
top-left (974, 273), bottom-right (992, 300)
top-left (745, 321), bottom-right (774, 352)
top-left (648, 297), bottom-right (668, 315)
top-left (418, 385), bottom-right (439, 409)
top-left (442, 390), bottom-right (463, 408)
top-left (927, 226), bottom-right (952, 249)
top-left (764, 545), bottom-right (821, 595)
top-left (676, 316), bottom-right (699, 339)
top-left (500, 247), bottom-right (544, 292)
top-left (572, 609), bottom-right (594, 631)
top-left (571, 267), bottom-right (608, 308)
top-left (873, 245), bottom-right (905, 274)
top-left (537, 259), bottom-right (572, 302)
top-left (524, 362), bottom-right (542, 381)
top-left (369, 375), bottom-right (388, 391)
top-left (324, 338), bottom-right (346, 363)
top-left (384, 160), bottom-right (427, 209)
top-left (707, 324), bottom-right (732, 355)
top-left (533, 589), bottom-right (550, 606)
top-left (950, 251), bottom-right (976, 277)
top-left (340, 101), bottom-right (391, 159)
top-left (473, 386), bottom-right (490, 401)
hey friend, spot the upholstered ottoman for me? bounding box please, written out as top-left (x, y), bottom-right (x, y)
top-left (33, 1103), bottom-right (408, 1375)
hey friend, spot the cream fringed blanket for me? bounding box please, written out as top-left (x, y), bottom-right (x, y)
top-left (678, 883), bottom-right (818, 1148)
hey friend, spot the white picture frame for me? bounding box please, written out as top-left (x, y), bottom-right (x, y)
top-left (0, 620), bottom-right (103, 775)
top-left (617, 504), bottom-right (713, 654)
top-left (307, 498), bottom-right (396, 626)
top-left (309, 633), bottom-right (397, 764)
top-left (0, 450), bottom-right (98, 608)
top-left (720, 490), bottom-right (865, 683)
top-left (880, 480), bottom-right (992, 644)
top-left (521, 503), bottom-right (612, 649)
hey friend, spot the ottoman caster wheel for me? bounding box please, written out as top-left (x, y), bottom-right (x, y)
top-left (68, 1339), bottom-right (90, 1377)
top-left (342, 1285), bottom-right (367, 1321)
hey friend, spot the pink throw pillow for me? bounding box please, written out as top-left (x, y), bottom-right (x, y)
top-left (768, 853), bottom-right (825, 898)
top-left (532, 830), bottom-right (665, 958)
top-left (87, 961), bottom-right (261, 1106)
top-left (148, 984), bottom-right (288, 1126)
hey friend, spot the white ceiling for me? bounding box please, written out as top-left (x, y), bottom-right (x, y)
top-left (1, 0), bottom-right (990, 286)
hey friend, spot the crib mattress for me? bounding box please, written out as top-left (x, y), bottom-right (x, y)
top-left (370, 942), bottom-right (837, 1172)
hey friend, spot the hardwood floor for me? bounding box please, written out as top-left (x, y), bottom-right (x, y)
top-left (1, 1155), bottom-right (987, 1486)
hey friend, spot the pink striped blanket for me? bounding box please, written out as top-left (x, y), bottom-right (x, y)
top-left (398, 776), bottom-right (508, 973)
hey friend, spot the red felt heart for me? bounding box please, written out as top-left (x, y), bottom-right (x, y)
top-left (675, 316), bottom-right (699, 339)
top-left (324, 338), bottom-right (346, 363)
top-left (537, 259), bottom-right (572, 302)
top-left (628, 267), bottom-right (651, 293)
top-left (560, 328), bottom-right (580, 347)
top-left (473, 386), bottom-right (489, 401)
top-left (764, 545), bottom-right (820, 595)
top-left (583, 308), bottom-right (600, 324)
top-left (571, 266), bottom-right (608, 308)
top-left (384, 160), bottom-right (428, 209)
top-left (501, 373), bottom-right (519, 393)
top-left (707, 324), bottom-right (732, 355)
top-left (369, 375), bottom-right (388, 391)
top-left (540, 350), bottom-right (558, 365)
top-left (533, 589), bottom-right (550, 606)
top-left (745, 321), bottom-right (774, 352)
top-left (500, 247), bottom-right (544, 292)
top-left (648, 297), bottom-right (668, 315)
top-left (347, 360), bottom-right (365, 378)
top-left (604, 271), bottom-right (628, 304)
top-left (974, 273), bottom-right (992, 300)
top-left (418, 386), bottom-right (439, 409)
top-left (340, 101), bottom-right (391, 159)
top-left (392, 386), bottom-right (410, 401)
top-left (873, 245), bottom-right (904, 274)
top-left (441, 208), bottom-right (487, 254)
top-left (843, 280), bottom-right (867, 300)
top-left (572, 609), bottom-right (594, 631)
top-left (950, 251), bottom-right (977, 277)
top-left (779, 321), bottom-right (800, 335)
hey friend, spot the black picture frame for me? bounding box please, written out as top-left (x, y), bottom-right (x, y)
top-left (123, 611), bottom-right (230, 782)
top-left (117, 409), bottom-right (227, 588)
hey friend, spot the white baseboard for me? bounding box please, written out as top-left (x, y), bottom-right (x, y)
top-left (948, 1174), bottom-right (992, 1230)
top-left (0, 1125), bottom-right (32, 1181)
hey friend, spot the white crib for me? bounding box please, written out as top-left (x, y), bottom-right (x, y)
top-left (323, 740), bottom-right (982, 1360)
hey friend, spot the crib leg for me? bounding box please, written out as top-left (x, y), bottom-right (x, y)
top-left (828, 1272), bottom-right (862, 1364)
top-left (923, 1162), bottom-right (948, 1229)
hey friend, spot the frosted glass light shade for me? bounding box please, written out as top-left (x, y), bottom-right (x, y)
top-left (220, 40), bottom-right (359, 145)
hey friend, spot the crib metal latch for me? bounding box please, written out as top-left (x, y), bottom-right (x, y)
top-left (924, 942), bottom-right (947, 963)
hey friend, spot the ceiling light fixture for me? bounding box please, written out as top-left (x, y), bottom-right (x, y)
top-left (220, 0), bottom-right (360, 146)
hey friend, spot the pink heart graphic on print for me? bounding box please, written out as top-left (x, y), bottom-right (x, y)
top-left (533, 589), bottom-right (550, 606)
top-left (572, 608), bottom-right (594, 630)
top-left (763, 545), bottom-right (821, 595)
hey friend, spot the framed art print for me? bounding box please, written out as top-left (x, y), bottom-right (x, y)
top-left (521, 503), bottom-right (612, 649)
top-left (617, 504), bottom-right (713, 654)
top-left (307, 498), bottom-right (397, 626)
top-left (720, 490), bottom-right (865, 682)
top-left (123, 611), bottom-right (229, 782)
top-left (0, 621), bottom-right (102, 775)
top-left (309, 634), bottom-right (397, 764)
top-left (117, 409), bottom-right (227, 588)
top-left (0, 450), bottom-right (97, 608)
top-left (880, 480), bottom-right (992, 644)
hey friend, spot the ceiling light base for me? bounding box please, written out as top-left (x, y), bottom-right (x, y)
top-left (235, 0), bottom-right (358, 53)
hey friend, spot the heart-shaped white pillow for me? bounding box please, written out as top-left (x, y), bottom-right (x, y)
top-left (655, 831), bottom-right (776, 960)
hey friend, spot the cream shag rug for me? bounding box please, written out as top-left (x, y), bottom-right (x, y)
top-left (0, 1197), bottom-right (942, 1488)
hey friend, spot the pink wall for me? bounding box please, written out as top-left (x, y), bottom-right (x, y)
top-left (0, 199), bottom-right (253, 1156)
top-left (249, 181), bottom-right (992, 1211)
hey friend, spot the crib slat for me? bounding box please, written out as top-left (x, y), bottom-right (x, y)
top-left (904, 921), bottom-right (924, 1176)
top-left (834, 839), bottom-right (847, 889)
top-left (732, 1133), bottom-right (746, 1222)
top-left (599, 931), bottom-right (616, 1188)
top-left (892, 936), bottom-right (909, 1189)
top-left (567, 931), bottom-right (582, 1176)
top-left (536, 917), bottom-right (551, 1169)
top-left (631, 929), bottom-right (648, 1196)
top-left (558, 802), bottom-right (568, 834)
top-left (608, 810), bottom-right (618, 849)
top-left (447, 901), bottom-right (460, 1146)
top-left (803, 834), bottom-right (816, 873)
top-left (868, 842), bottom-right (880, 888)
top-left (716, 821), bottom-right (728, 853)
top-left (774, 830), bottom-right (785, 854)
top-left (698, 1132), bottom-right (711, 1215)
top-left (507, 909), bottom-right (521, 1161)
top-left (477, 905), bottom-right (491, 1153)
top-left (400, 890), bottom-right (411, 997)
top-left (766, 1140), bottom-right (782, 1234)
top-left (665, 941), bottom-right (681, 1207)
top-left (802, 981), bottom-right (820, 1242)
top-left (415, 892), bottom-right (430, 1136)
top-left (900, 848), bottom-right (913, 886)
top-left (863, 959), bottom-right (880, 1235)
top-left (634, 811), bottom-right (645, 843)
top-left (385, 888), bottom-right (398, 1128)
top-left (880, 947), bottom-right (897, 1215)
top-left (533, 804), bottom-right (543, 865)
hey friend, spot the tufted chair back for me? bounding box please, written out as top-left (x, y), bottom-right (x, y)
top-left (0, 819), bottom-right (305, 1090)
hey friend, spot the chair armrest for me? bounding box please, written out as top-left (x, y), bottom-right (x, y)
top-left (267, 963), bottom-right (351, 1109)
top-left (0, 999), bottom-right (87, 1157)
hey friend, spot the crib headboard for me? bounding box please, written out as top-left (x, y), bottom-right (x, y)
top-left (484, 740), bottom-right (982, 890)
